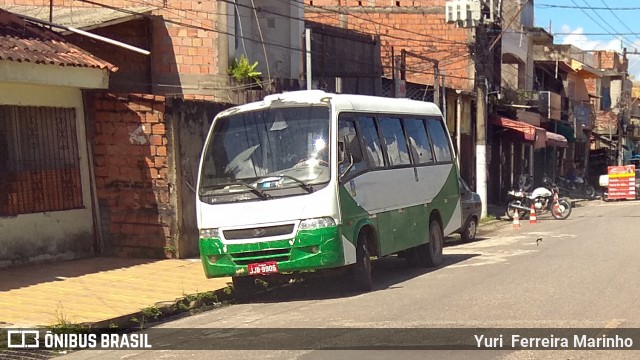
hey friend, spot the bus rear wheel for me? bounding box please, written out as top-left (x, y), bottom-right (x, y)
top-left (351, 233), bottom-right (373, 292)
top-left (417, 219), bottom-right (443, 267)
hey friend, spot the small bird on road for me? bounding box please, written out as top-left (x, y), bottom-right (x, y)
top-left (536, 238), bottom-right (543, 246)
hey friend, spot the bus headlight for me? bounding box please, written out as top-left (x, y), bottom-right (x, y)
top-left (199, 228), bottom-right (219, 238)
top-left (298, 217), bottom-right (336, 230)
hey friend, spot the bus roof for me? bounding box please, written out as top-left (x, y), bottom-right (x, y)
top-left (216, 90), bottom-right (443, 118)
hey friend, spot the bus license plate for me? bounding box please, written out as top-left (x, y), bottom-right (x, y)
top-left (247, 261), bottom-right (279, 275)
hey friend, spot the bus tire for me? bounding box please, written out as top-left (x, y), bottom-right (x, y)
top-left (351, 233), bottom-right (373, 292)
top-left (418, 219), bottom-right (443, 267)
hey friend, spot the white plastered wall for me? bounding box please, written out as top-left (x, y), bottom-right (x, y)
top-left (0, 80), bottom-right (95, 267)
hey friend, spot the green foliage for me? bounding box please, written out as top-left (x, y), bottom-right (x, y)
top-left (141, 306), bottom-right (162, 321)
top-left (49, 305), bottom-right (87, 333)
top-left (228, 55), bottom-right (262, 84)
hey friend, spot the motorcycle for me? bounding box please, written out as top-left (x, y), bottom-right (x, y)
top-left (555, 175), bottom-right (596, 199)
top-left (505, 175), bottom-right (572, 220)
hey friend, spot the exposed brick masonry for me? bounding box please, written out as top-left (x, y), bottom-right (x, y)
top-left (305, 0), bottom-right (473, 90)
top-left (91, 92), bottom-right (173, 258)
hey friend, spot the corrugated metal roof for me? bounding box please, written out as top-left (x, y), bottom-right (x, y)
top-left (0, 5), bottom-right (156, 33)
top-left (0, 8), bottom-right (117, 71)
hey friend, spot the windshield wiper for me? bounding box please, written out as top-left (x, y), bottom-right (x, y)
top-left (272, 175), bottom-right (314, 193)
top-left (200, 181), bottom-right (270, 199)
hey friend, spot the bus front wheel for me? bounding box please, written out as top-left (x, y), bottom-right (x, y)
top-left (351, 233), bottom-right (373, 292)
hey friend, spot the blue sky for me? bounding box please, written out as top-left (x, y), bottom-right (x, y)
top-left (534, 0), bottom-right (640, 79)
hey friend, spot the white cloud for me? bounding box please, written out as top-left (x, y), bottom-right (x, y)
top-left (557, 25), bottom-right (640, 79)
top-left (558, 25), bottom-right (621, 51)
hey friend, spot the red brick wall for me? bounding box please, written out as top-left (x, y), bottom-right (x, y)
top-left (305, 0), bottom-right (474, 91)
top-left (6, 0), bottom-right (222, 100)
top-left (594, 51), bottom-right (628, 72)
top-left (91, 92), bottom-right (174, 259)
top-left (596, 110), bottom-right (617, 134)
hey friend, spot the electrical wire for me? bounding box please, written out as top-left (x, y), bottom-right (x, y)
top-left (536, 3), bottom-right (640, 10)
top-left (65, 0), bottom-right (477, 87)
top-left (250, 0), bottom-right (272, 90)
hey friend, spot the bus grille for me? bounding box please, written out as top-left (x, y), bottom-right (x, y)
top-left (223, 224), bottom-right (295, 240)
top-left (232, 248), bottom-right (291, 265)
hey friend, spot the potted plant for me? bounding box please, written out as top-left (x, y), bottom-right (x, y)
top-left (228, 55), bottom-right (263, 89)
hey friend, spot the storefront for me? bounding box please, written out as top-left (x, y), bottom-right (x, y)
top-left (490, 115), bottom-right (567, 204)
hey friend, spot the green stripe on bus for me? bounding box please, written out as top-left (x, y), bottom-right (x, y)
top-left (199, 226), bottom-right (345, 278)
top-left (337, 164), bottom-right (459, 257)
top-left (429, 164), bottom-right (460, 230)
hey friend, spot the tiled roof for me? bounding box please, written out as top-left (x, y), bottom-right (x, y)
top-left (0, 8), bottom-right (117, 72)
top-left (1, 5), bottom-right (157, 33)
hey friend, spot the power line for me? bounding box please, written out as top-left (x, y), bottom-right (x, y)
top-left (598, 0), bottom-right (640, 74)
top-left (536, 3), bottom-right (640, 10)
top-left (577, 0), bottom-right (619, 37)
top-left (297, 0), bottom-right (469, 46)
top-left (67, 0), bottom-right (475, 85)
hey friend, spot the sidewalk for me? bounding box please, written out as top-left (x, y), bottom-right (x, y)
top-left (1, 199), bottom-right (596, 329)
top-left (0, 257), bottom-right (230, 328)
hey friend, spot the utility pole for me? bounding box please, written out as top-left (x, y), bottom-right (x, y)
top-left (618, 47), bottom-right (628, 165)
top-left (475, 23), bottom-right (488, 218)
top-left (305, 28), bottom-right (312, 90)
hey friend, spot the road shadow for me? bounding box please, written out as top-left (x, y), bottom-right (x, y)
top-left (445, 235), bottom-right (491, 246)
top-left (0, 256), bottom-right (156, 292)
top-left (234, 253), bottom-right (479, 304)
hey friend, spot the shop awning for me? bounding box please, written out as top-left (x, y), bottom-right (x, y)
top-left (491, 115), bottom-right (546, 148)
top-left (491, 115), bottom-right (568, 148)
top-left (554, 122), bottom-right (576, 142)
top-left (546, 131), bottom-right (568, 147)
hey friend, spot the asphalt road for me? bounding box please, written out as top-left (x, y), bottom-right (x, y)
top-left (58, 200), bottom-right (640, 359)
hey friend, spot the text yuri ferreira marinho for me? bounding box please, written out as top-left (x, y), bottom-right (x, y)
top-left (474, 333), bottom-right (634, 349)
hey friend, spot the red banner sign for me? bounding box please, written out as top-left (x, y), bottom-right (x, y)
top-left (607, 165), bottom-right (636, 200)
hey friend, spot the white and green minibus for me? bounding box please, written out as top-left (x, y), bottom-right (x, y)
top-left (197, 90), bottom-right (461, 294)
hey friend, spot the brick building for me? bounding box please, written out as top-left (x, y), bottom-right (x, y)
top-left (0, 8), bottom-right (116, 267)
top-left (0, 1), bottom-right (304, 264)
top-left (304, 0), bottom-right (491, 188)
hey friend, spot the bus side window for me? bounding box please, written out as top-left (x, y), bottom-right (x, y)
top-left (355, 116), bottom-right (385, 168)
top-left (378, 117), bottom-right (411, 166)
top-left (404, 118), bottom-right (434, 164)
top-left (426, 118), bottom-right (453, 163)
top-left (338, 119), bottom-right (367, 178)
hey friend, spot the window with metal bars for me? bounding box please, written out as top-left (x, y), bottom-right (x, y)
top-left (0, 105), bottom-right (83, 216)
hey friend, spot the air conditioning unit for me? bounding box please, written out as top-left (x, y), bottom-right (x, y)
top-left (446, 0), bottom-right (482, 27)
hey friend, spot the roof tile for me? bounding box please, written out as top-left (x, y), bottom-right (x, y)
top-left (0, 8), bottom-right (117, 72)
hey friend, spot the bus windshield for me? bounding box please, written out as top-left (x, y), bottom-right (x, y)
top-left (199, 105), bottom-right (331, 199)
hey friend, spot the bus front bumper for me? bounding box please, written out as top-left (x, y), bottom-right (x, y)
top-left (198, 226), bottom-right (345, 278)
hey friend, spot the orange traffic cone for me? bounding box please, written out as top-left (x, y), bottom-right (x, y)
top-left (512, 209), bottom-right (521, 229)
top-left (529, 204), bottom-right (538, 224)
